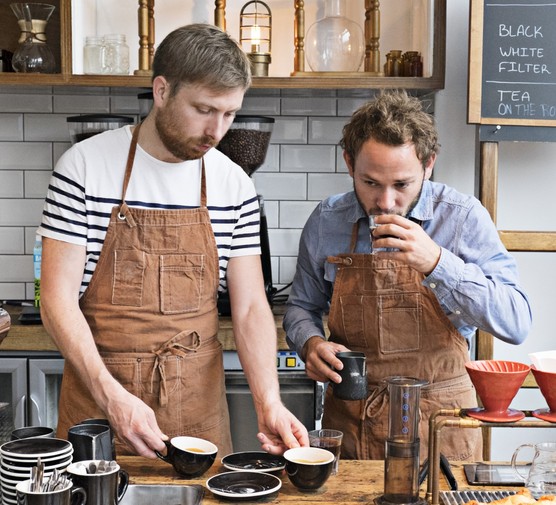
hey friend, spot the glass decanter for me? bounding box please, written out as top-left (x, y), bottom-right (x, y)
top-left (10, 2), bottom-right (56, 73)
top-left (305, 0), bottom-right (364, 72)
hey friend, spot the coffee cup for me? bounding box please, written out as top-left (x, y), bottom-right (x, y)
top-left (16, 478), bottom-right (86, 505)
top-left (333, 351), bottom-right (368, 400)
top-left (67, 460), bottom-right (128, 505)
top-left (283, 447), bottom-right (334, 490)
top-left (11, 426), bottom-right (55, 441)
top-left (155, 436), bottom-right (217, 477)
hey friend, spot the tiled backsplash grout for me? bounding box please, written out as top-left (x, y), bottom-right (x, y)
top-left (0, 86), bottom-right (386, 300)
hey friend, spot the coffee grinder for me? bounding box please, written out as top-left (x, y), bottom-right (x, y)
top-left (216, 115), bottom-right (276, 316)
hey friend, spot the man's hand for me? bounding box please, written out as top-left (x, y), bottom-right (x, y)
top-left (371, 214), bottom-right (441, 275)
top-left (302, 337), bottom-right (350, 383)
top-left (100, 381), bottom-right (168, 458)
top-left (255, 402), bottom-right (309, 455)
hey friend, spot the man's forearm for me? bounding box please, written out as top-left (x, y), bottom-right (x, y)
top-left (233, 305), bottom-right (282, 414)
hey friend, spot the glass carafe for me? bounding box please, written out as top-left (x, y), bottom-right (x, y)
top-left (10, 3), bottom-right (56, 73)
top-left (305, 0), bottom-right (364, 72)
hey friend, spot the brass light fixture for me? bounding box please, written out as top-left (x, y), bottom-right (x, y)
top-left (239, 0), bottom-right (271, 77)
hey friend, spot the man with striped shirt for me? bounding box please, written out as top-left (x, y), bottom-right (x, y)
top-left (38, 24), bottom-right (307, 458)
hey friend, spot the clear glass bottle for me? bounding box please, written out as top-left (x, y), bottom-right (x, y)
top-left (305, 0), bottom-right (364, 72)
top-left (83, 36), bottom-right (104, 74)
top-left (103, 34), bottom-right (129, 75)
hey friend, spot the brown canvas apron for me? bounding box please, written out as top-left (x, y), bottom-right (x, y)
top-left (322, 220), bottom-right (482, 461)
top-left (56, 124), bottom-right (232, 455)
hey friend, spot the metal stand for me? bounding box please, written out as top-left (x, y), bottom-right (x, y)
top-left (426, 408), bottom-right (555, 505)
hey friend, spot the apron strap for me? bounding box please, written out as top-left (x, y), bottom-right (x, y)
top-left (116, 124), bottom-right (141, 227)
top-left (200, 158), bottom-right (207, 207)
top-left (121, 123), bottom-right (140, 204)
top-left (349, 220), bottom-right (361, 254)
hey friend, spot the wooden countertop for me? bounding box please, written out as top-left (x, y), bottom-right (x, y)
top-left (0, 305), bottom-right (293, 353)
top-left (118, 457), bottom-right (517, 505)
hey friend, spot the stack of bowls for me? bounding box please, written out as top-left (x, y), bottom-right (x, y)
top-left (0, 438), bottom-right (72, 504)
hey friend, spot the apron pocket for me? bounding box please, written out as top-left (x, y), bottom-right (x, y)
top-left (160, 253), bottom-right (205, 314)
top-left (378, 293), bottom-right (421, 354)
top-left (112, 249), bottom-right (146, 306)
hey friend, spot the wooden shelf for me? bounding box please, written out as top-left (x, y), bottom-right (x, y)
top-left (0, 0), bottom-right (446, 92)
top-left (0, 72), bottom-right (444, 91)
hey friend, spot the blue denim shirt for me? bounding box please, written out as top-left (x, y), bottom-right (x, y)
top-left (283, 180), bottom-right (532, 355)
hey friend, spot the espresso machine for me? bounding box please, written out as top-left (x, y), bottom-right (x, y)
top-left (216, 115), bottom-right (276, 316)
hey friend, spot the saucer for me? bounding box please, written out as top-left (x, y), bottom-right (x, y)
top-left (221, 451), bottom-right (286, 473)
top-left (0, 438), bottom-right (72, 459)
top-left (206, 471), bottom-right (281, 500)
top-left (465, 407), bottom-right (525, 423)
top-left (532, 408), bottom-right (556, 423)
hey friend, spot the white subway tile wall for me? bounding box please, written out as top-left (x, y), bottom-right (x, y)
top-left (0, 85), bottom-right (393, 300)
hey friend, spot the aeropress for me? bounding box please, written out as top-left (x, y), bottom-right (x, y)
top-left (375, 376), bottom-right (428, 505)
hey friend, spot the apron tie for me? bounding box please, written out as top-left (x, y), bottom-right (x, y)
top-left (149, 331), bottom-right (202, 406)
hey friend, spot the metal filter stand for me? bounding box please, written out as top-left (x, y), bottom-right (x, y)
top-left (425, 409), bottom-right (555, 505)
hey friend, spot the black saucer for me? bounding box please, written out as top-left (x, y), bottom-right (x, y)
top-left (206, 471), bottom-right (281, 500)
top-left (221, 451), bottom-right (286, 473)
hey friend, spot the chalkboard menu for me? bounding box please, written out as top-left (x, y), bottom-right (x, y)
top-left (468, 0), bottom-right (556, 126)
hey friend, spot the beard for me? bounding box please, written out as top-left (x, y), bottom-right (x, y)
top-left (355, 174), bottom-right (425, 217)
top-left (154, 104), bottom-right (216, 161)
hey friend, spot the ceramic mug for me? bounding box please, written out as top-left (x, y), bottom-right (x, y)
top-left (16, 478), bottom-right (86, 505)
top-left (333, 351), bottom-right (368, 400)
top-left (68, 460), bottom-right (128, 505)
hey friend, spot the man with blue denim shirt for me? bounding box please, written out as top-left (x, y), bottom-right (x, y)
top-left (284, 91), bottom-right (532, 461)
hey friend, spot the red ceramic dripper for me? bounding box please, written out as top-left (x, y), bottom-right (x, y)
top-left (531, 366), bottom-right (556, 422)
top-left (465, 360), bottom-right (531, 422)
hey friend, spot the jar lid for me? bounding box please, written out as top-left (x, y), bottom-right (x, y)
top-left (232, 115), bottom-right (275, 124)
top-left (66, 114), bottom-right (134, 124)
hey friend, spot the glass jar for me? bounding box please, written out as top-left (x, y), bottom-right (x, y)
top-left (83, 36), bottom-right (104, 74)
top-left (103, 34), bottom-right (129, 75)
top-left (305, 0), bottom-right (364, 72)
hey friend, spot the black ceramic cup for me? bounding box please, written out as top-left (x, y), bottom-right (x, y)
top-left (16, 479), bottom-right (86, 505)
top-left (67, 460), bottom-right (128, 505)
top-left (155, 436), bottom-right (217, 477)
top-left (284, 447), bottom-right (334, 490)
top-left (333, 351), bottom-right (368, 400)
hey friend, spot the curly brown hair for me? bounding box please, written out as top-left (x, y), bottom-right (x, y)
top-left (340, 90), bottom-right (439, 169)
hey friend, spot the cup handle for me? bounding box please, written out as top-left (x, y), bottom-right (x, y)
top-left (511, 443), bottom-right (534, 481)
top-left (71, 486), bottom-right (87, 505)
top-left (117, 469), bottom-right (129, 502)
top-left (154, 440), bottom-right (172, 463)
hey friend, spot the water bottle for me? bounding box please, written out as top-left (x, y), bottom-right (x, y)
top-left (33, 235), bottom-right (42, 307)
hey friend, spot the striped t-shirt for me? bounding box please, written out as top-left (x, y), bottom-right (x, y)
top-left (38, 126), bottom-right (261, 296)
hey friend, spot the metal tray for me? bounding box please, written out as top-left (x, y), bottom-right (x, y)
top-left (119, 484), bottom-right (204, 505)
top-left (441, 490), bottom-right (517, 505)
